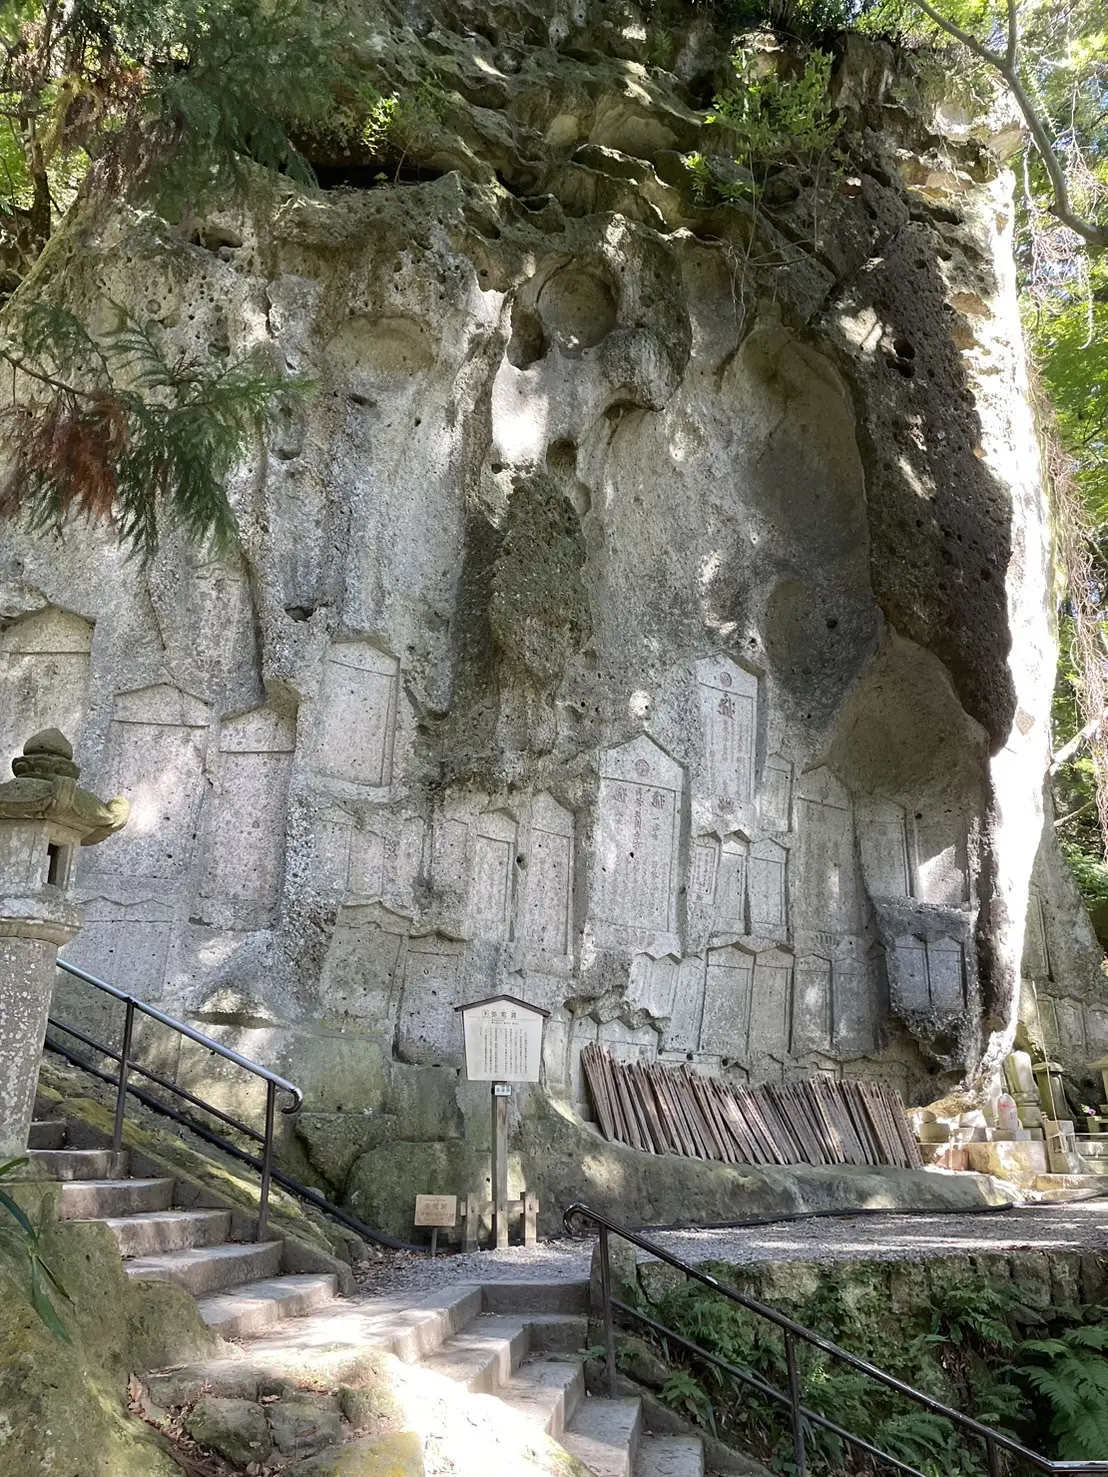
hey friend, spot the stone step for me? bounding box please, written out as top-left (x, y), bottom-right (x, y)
top-left (420, 1316), bottom-right (530, 1394)
top-left (103, 1209), bottom-right (233, 1258)
top-left (635, 1435), bottom-right (705, 1477)
top-left (483, 1280), bottom-right (590, 1316)
top-left (58, 1176), bottom-right (175, 1219)
top-left (498, 1355), bottom-right (585, 1440)
top-left (28, 1120), bottom-right (65, 1151)
top-left (357, 1285), bottom-right (486, 1364)
top-left (126, 1240), bottom-right (284, 1297)
top-left (527, 1313), bottom-right (589, 1353)
top-left (196, 1273), bottom-right (339, 1339)
top-left (27, 1147), bottom-right (125, 1180)
top-left (564, 1396), bottom-right (642, 1477)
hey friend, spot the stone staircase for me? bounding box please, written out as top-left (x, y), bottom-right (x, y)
top-left (147, 1275), bottom-right (705, 1476)
top-left (28, 1114), bottom-right (337, 1338)
top-left (31, 1113), bottom-right (705, 1474)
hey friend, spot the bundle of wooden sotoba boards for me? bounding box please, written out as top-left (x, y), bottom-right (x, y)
top-left (582, 1044), bottom-right (922, 1171)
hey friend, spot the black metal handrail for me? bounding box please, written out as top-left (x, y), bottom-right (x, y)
top-left (565, 1201), bottom-right (1108, 1477)
top-left (55, 957), bottom-right (302, 1242)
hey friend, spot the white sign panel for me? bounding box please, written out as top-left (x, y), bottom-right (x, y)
top-left (459, 998), bottom-right (546, 1082)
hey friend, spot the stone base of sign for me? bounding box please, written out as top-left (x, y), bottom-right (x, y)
top-left (461, 1191), bottom-right (538, 1251)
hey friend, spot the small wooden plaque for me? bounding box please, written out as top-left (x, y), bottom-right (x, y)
top-left (414, 1194), bottom-right (458, 1228)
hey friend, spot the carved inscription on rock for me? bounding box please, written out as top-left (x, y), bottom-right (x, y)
top-left (1023, 889), bottom-right (1050, 980)
top-left (470, 810), bottom-right (516, 941)
top-left (397, 940), bottom-right (463, 1065)
top-left (0, 606), bottom-right (93, 770)
top-left (748, 839), bottom-right (788, 938)
top-left (312, 642), bottom-right (399, 788)
top-left (792, 955), bottom-right (832, 1055)
top-left (795, 768), bottom-right (861, 934)
top-left (858, 800), bottom-right (911, 898)
top-left (521, 794), bottom-right (574, 961)
top-left (696, 658), bottom-right (757, 820)
top-left (760, 754), bottom-right (793, 833)
top-left (891, 936), bottom-right (966, 1014)
top-left (750, 949), bottom-right (793, 1061)
top-left (101, 685), bottom-right (210, 880)
top-left (593, 736), bottom-right (682, 936)
top-left (915, 810), bottom-right (970, 906)
top-left (200, 707), bottom-right (295, 918)
top-left (699, 945), bottom-right (754, 1056)
top-left (714, 837), bottom-right (748, 935)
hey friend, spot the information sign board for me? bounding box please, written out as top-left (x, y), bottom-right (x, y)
top-left (456, 995), bottom-right (549, 1083)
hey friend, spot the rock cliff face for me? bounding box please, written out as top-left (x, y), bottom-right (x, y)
top-left (1, 1), bottom-right (1101, 1226)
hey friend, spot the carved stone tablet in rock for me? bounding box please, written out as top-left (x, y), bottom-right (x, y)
top-left (714, 836), bottom-right (749, 936)
top-left (792, 955), bottom-right (832, 1054)
top-left (794, 767), bottom-right (862, 937)
top-left (915, 809), bottom-right (970, 905)
top-left (700, 943), bottom-right (754, 1055)
top-left (927, 938), bottom-right (966, 1012)
top-left (593, 735), bottom-right (682, 937)
top-left (397, 939), bottom-right (463, 1065)
top-left (312, 642), bottom-right (399, 788)
top-left (100, 685), bottom-right (210, 880)
top-left (0, 607), bottom-right (93, 775)
top-left (750, 948), bottom-right (793, 1060)
top-left (520, 794), bottom-right (574, 961)
top-left (759, 754), bottom-right (793, 833)
top-left (470, 810), bottom-right (516, 941)
top-left (1023, 889), bottom-right (1050, 979)
top-left (748, 838), bottom-right (788, 939)
top-left (833, 957), bottom-right (878, 1055)
top-left (199, 707), bottom-right (295, 920)
top-left (857, 799), bottom-right (911, 899)
top-left (696, 658), bottom-right (758, 822)
top-left (661, 954), bottom-right (707, 1052)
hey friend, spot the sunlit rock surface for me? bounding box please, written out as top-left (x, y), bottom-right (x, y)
top-left (1, 1), bottom-right (1101, 1224)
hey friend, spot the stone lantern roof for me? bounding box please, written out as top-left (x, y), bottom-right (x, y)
top-left (0, 728), bottom-right (128, 844)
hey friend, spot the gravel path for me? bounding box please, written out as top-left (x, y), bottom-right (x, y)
top-left (353, 1200), bottom-right (1108, 1300)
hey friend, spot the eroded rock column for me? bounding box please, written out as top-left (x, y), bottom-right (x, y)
top-left (0, 729), bottom-right (127, 1158)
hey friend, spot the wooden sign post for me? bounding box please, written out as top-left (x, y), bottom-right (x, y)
top-left (455, 995), bottom-right (548, 1250)
top-left (414, 1193), bottom-right (457, 1258)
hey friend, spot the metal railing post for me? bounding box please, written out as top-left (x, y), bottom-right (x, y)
top-left (599, 1223), bottom-right (617, 1397)
top-left (985, 1435), bottom-right (1001, 1477)
top-left (257, 1080), bottom-right (277, 1243)
top-left (784, 1330), bottom-right (807, 1477)
top-left (112, 998), bottom-right (135, 1156)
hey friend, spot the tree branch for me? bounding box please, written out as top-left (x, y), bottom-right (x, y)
top-left (911, 0), bottom-right (1108, 249)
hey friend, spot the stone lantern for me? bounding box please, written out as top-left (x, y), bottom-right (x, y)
top-left (0, 729), bottom-right (127, 1159)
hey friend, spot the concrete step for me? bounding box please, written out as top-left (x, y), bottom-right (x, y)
top-left (103, 1209), bottom-right (233, 1258)
top-left (58, 1177), bottom-right (175, 1219)
top-left (28, 1120), bottom-right (65, 1151)
top-left (126, 1240), bottom-right (283, 1296)
top-left (483, 1280), bottom-right (590, 1316)
top-left (636, 1435), bottom-right (705, 1477)
top-left (498, 1355), bottom-right (585, 1439)
top-left (197, 1273), bottom-right (339, 1339)
top-left (564, 1396), bottom-right (642, 1477)
top-left (420, 1316), bottom-right (530, 1394)
top-left (27, 1148), bottom-right (125, 1180)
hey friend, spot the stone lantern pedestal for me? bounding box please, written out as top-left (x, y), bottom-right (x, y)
top-left (0, 729), bottom-right (127, 1160)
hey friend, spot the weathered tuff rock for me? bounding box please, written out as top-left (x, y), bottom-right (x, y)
top-left (1, 2), bottom-right (1101, 1228)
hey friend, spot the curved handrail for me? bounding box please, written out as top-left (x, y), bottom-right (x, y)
top-left (564, 1201), bottom-right (1108, 1475)
top-left (57, 957), bottom-right (302, 1112)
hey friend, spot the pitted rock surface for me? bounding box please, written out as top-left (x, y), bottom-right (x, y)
top-left (1, 0), bottom-right (1102, 1233)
